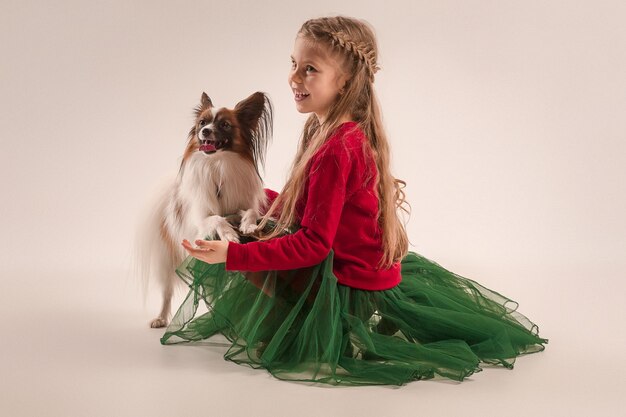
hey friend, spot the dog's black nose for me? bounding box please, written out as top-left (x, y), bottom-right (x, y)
top-left (201, 128), bottom-right (213, 138)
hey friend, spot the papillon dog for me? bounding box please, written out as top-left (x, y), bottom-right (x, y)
top-left (136, 91), bottom-right (273, 328)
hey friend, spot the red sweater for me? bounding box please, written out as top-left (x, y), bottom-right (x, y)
top-left (225, 121), bottom-right (401, 290)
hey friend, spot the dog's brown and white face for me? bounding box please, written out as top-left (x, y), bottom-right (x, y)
top-left (183, 92), bottom-right (273, 170)
top-left (194, 93), bottom-right (241, 155)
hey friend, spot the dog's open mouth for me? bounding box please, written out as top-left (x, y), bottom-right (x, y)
top-left (199, 140), bottom-right (217, 154)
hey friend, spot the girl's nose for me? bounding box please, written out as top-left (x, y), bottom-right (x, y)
top-left (288, 70), bottom-right (302, 85)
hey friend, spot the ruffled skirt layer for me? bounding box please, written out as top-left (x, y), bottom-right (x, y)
top-left (161, 247), bottom-right (547, 386)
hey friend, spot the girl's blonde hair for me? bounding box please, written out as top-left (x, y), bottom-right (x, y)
top-left (256, 16), bottom-right (410, 269)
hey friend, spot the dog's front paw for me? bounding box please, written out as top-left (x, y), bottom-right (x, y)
top-left (239, 220), bottom-right (259, 235)
top-left (239, 208), bottom-right (260, 235)
top-left (220, 226), bottom-right (240, 243)
top-left (200, 215), bottom-right (240, 243)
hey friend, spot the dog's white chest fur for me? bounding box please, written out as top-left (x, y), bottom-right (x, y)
top-left (165, 151), bottom-right (266, 244)
top-left (181, 151), bottom-right (262, 215)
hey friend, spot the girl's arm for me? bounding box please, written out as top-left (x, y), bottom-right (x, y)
top-left (226, 142), bottom-right (352, 272)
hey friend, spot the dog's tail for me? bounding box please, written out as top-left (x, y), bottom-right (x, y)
top-left (132, 173), bottom-right (177, 307)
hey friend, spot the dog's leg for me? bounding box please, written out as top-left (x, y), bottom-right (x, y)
top-left (148, 234), bottom-right (182, 328)
top-left (200, 214), bottom-right (240, 242)
top-left (150, 254), bottom-right (178, 328)
top-left (150, 276), bottom-right (174, 328)
top-left (239, 208), bottom-right (260, 235)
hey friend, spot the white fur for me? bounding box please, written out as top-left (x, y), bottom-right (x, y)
top-left (136, 149), bottom-right (267, 328)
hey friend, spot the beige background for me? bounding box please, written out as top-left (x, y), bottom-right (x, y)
top-left (1, 0), bottom-right (624, 416)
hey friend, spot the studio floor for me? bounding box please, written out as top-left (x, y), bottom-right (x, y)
top-left (1, 265), bottom-right (622, 417)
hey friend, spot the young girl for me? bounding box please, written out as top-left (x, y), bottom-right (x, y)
top-left (164, 16), bottom-right (548, 386)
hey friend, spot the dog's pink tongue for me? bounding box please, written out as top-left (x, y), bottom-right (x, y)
top-left (199, 143), bottom-right (216, 152)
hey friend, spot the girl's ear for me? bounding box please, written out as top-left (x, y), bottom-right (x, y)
top-left (338, 72), bottom-right (351, 93)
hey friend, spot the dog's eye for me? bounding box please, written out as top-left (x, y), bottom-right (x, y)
top-left (220, 121), bottom-right (231, 130)
top-left (199, 120), bottom-right (206, 126)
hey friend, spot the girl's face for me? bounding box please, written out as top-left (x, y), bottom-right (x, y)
top-left (288, 35), bottom-right (349, 124)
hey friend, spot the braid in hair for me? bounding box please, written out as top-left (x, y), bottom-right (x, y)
top-left (326, 30), bottom-right (380, 83)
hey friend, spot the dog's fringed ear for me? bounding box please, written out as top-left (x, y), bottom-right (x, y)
top-left (234, 92), bottom-right (266, 127)
top-left (193, 92), bottom-right (214, 118)
top-left (201, 92), bottom-right (213, 108)
top-left (235, 92), bottom-right (273, 172)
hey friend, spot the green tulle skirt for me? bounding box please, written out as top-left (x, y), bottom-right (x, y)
top-left (161, 233), bottom-right (547, 386)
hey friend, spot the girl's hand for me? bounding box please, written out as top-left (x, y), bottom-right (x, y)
top-left (181, 239), bottom-right (229, 264)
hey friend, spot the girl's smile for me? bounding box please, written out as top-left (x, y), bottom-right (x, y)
top-left (293, 91), bottom-right (310, 101)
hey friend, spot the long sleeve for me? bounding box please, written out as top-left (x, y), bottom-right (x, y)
top-left (226, 141), bottom-right (352, 272)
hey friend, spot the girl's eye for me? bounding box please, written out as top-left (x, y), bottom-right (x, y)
top-left (290, 60), bottom-right (315, 73)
